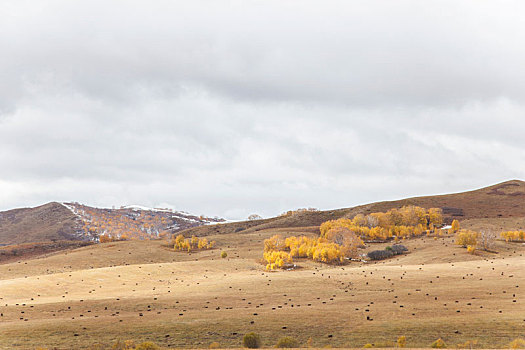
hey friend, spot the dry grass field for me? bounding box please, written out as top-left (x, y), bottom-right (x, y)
top-left (0, 222), bottom-right (524, 349)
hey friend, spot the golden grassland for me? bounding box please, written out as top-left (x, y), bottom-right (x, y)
top-left (0, 222), bottom-right (524, 349)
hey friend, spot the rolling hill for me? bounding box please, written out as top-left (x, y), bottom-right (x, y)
top-left (0, 215), bottom-right (524, 349)
top-left (1, 180), bottom-right (525, 349)
top-left (2, 180), bottom-right (523, 246)
top-left (181, 179), bottom-right (525, 237)
top-left (0, 202), bottom-right (80, 245)
top-left (0, 202), bottom-right (224, 246)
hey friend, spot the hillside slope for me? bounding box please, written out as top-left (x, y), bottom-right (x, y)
top-left (0, 228), bottom-right (524, 349)
top-left (182, 179), bottom-right (525, 237)
top-left (0, 202), bottom-right (224, 246)
top-left (0, 202), bottom-right (81, 245)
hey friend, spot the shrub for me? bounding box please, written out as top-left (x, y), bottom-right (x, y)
top-left (467, 245), bottom-right (476, 254)
top-left (367, 249), bottom-right (394, 260)
top-left (99, 234), bottom-right (114, 243)
top-left (243, 332), bottom-right (261, 348)
top-left (431, 338), bottom-right (446, 348)
top-left (397, 335), bottom-right (406, 348)
top-left (221, 251), bottom-right (228, 258)
top-left (509, 338), bottom-right (525, 349)
top-left (276, 336), bottom-right (298, 348)
top-left (363, 344), bottom-right (373, 348)
top-left (457, 340), bottom-right (478, 349)
top-left (209, 342), bottom-right (221, 349)
top-left (450, 219), bottom-right (460, 233)
top-left (306, 337), bottom-right (313, 348)
top-left (111, 339), bottom-right (135, 349)
top-left (134, 342), bottom-right (161, 350)
top-left (455, 230), bottom-right (478, 247)
top-left (87, 345), bottom-right (105, 350)
top-left (391, 244), bottom-right (408, 255)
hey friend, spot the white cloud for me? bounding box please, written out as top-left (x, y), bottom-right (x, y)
top-left (1, 0), bottom-right (524, 219)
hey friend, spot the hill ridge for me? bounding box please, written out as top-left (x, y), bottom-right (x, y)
top-left (180, 180), bottom-right (525, 237)
top-left (0, 201), bottom-right (223, 245)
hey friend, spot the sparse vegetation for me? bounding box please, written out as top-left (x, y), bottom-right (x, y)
top-left (306, 337), bottom-right (313, 348)
top-left (397, 335), bottom-right (406, 348)
top-left (501, 230), bottom-right (525, 242)
top-left (456, 339), bottom-right (478, 349)
top-left (509, 338), bottom-right (525, 349)
top-left (243, 332), bottom-right (261, 348)
top-left (173, 234), bottom-right (215, 252)
top-left (431, 338), bottom-right (446, 348)
top-left (276, 336), bottom-right (298, 348)
top-left (134, 342), bottom-right (161, 350)
top-left (111, 339), bottom-right (135, 349)
top-left (209, 341), bottom-right (220, 349)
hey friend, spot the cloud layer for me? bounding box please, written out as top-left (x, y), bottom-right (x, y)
top-left (1, 1), bottom-right (525, 219)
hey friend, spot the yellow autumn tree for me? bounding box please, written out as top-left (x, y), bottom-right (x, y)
top-left (450, 219), bottom-right (460, 234)
top-left (174, 234), bottom-right (215, 252)
top-left (455, 230), bottom-right (478, 248)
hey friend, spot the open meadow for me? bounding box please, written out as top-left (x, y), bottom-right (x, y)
top-left (1, 222), bottom-right (524, 349)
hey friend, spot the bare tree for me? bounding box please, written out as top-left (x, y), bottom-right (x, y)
top-left (366, 215), bottom-right (379, 228)
top-left (478, 229), bottom-right (497, 251)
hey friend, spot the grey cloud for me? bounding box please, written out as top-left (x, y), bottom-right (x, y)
top-left (1, 1), bottom-right (525, 219)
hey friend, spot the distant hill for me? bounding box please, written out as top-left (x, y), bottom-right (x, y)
top-left (0, 202), bottom-right (80, 245)
top-left (0, 202), bottom-right (224, 245)
top-left (3, 180), bottom-right (524, 245)
top-left (181, 179), bottom-right (525, 237)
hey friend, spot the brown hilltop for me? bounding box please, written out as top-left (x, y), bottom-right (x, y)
top-left (0, 202), bottom-right (80, 245)
top-left (181, 179), bottom-right (525, 237)
top-left (0, 201), bottom-right (223, 247)
top-left (2, 180), bottom-right (524, 245)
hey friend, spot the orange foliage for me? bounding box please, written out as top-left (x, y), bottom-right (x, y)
top-left (173, 234), bottom-right (215, 252)
top-left (320, 206), bottom-right (444, 242)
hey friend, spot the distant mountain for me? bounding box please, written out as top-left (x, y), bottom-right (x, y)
top-left (181, 179), bottom-right (525, 237)
top-left (0, 202), bottom-right (80, 245)
top-left (0, 202), bottom-right (224, 245)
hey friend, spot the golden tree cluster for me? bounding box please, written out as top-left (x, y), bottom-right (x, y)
top-left (455, 229), bottom-right (478, 247)
top-left (263, 229), bottom-right (363, 270)
top-left (173, 234), bottom-right (215, 252)
top-left (501, 230), bottom-right (525, 242)
top-left (320, 206), bottom-right (444, 242)
top-left (263, 250), bottom-right (293, 270)
top-left (69, 204), bottom-right (174, 241)
top-left (455, 228), bottom-right (499, 253)
top-left (455, 229), bottom-right (479, 254)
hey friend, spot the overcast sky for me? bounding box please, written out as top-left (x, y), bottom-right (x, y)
top-left (1, 1), bottom-right (525, 219)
